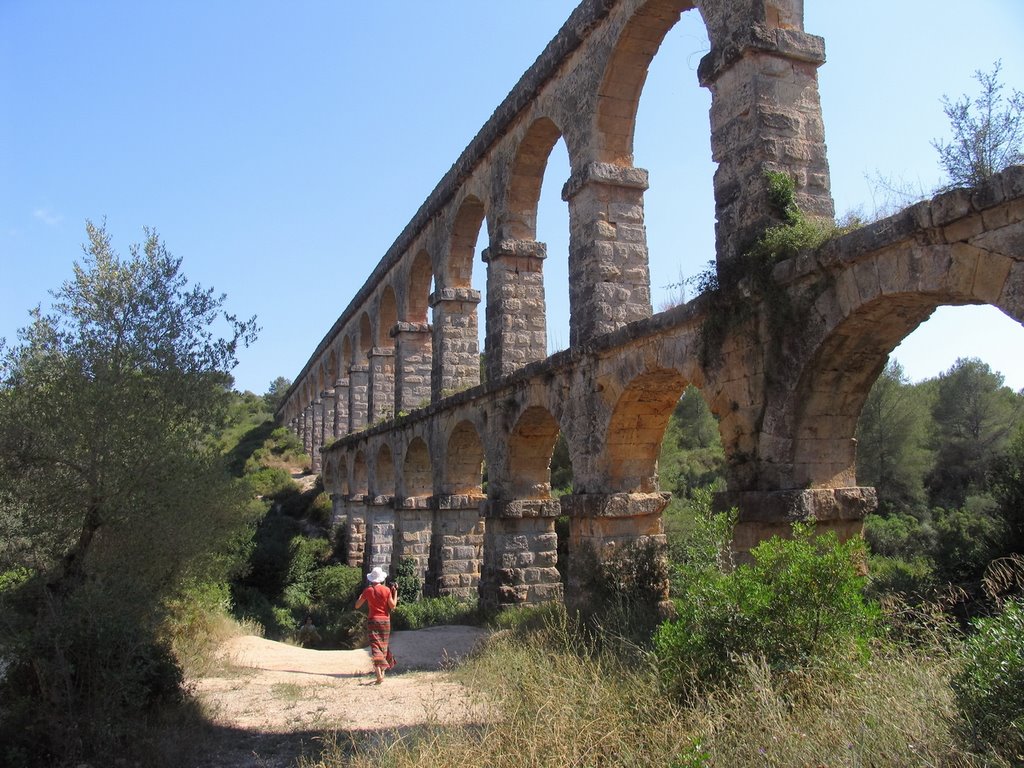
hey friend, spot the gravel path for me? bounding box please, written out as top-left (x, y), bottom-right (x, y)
top-left (191, 626), bottom-right (491, 767)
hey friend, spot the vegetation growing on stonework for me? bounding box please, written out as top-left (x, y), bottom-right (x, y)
top-left (691, 169), bottom-right (846, 367)
top-left (933, 60), bottom-right (1024, 190)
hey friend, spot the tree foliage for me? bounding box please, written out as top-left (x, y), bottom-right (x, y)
top-left (926, 357), bottom-right (1022, 510)
top-left (0, 222), bottom-right (258, 763)
top-left (932, 60), bottom-right (1024, 189)
top-left (264, 375), bottom-right (292, 413)
top-left (856, 360), bottom-right (932, 514)
top-left (657, 385), bottom-right (725, 498)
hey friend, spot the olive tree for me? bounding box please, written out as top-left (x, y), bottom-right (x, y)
top-left (0, 222), bottom-right (258, 763)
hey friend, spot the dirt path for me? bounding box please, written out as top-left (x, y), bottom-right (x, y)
top-left (191, 626), bottom-right (491, 767)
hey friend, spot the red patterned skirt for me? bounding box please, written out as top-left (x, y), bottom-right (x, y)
top-left (367, 618), bottom-right (396, 669)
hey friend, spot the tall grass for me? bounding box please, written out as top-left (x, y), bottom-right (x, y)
top-left (299, 604), bottom-right (1006, 768)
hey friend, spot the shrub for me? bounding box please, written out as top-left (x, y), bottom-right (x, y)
top-left (952, 599), bottom-right (1024, 758)
top-left (245, 466), bottom-right (297, 498)
top-left (0, 579), bottom-right (186, 764)
top-left (933, 505), bottom-right (1004, 583)
top-left (655, 522), bottom-right (877, 699)
top-left (311, 563), bottom-right (363, 609)
top-left (231, 583), bottom-right (292, 637)
top-left (863, 512), bottom-right (938, 560)
top-left (392, 596), bottom-right (479, 631)
top-left (393, 557), bottom-right (422, 603)
top-left (865, 555), bottom-right (938, 601)
top-left (308, 491), bottom-right (333, 528)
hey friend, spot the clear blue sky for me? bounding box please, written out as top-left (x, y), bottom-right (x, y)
top-left (2, 1), bottom-right (1023, 394)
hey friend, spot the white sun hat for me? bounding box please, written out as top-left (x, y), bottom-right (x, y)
top-left (367, 566), bottom-right (388, 584)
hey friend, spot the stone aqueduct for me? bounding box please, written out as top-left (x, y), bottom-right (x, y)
top-left (277, 0), bottom-right (1024, 609)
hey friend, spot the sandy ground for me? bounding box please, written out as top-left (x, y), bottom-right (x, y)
top-left (191, 626), bottom-right (491, 767)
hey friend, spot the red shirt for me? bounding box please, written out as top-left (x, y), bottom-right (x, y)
top-left (360, 584), bottom-right (394, 620)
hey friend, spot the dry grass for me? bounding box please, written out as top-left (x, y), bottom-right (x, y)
top-left (688, 649), bottom-right (1005, 767)
top-left (297, 607), bottom-right (1010, 768)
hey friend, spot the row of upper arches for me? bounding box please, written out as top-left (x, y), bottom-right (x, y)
top-left (281, 0), bottom-right (813, 424)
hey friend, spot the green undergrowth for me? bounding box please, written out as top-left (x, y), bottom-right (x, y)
top-left (300, 600), bottom-right (1011, 768)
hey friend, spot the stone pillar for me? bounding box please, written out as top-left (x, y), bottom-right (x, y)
top-left (345, 494), bottom-right (367, 569)
top-left (329, 493), bottom-right (347, 548)
top-left (429, 494), bottom-right (485, 599)
top-left (562, 163), bottom-right (651, 347)
top-left (310, 397), bottom-right (323, 472)
top-left (697, 25), bottom-right (833, 265)
top-left (348, 364), bottom-right (369, 433)
top-left (394, 496), bottom-right (433, 597)
top-left (560, 491), bottom-right (670, 613)
top-left (333, 377), bottom-right (349, 439)
top-left (321, 389), bottom-right (335, 443)
top-left (716, 487), bottom-right (876, 562)
top-left (302, 406), bottom-right (314, 459)
top-left (367, 346), bottom-right (396, 424)
top-left (483, 238), bottom-right (548, 382)
top-left (430, 288), bottom-right (481, 401)
top-left (365, 496), bottom-right (396, 572)
top-left (479, 498), bottom-right (562, 610)
top-left (392, 322), bottom-right (432, 413)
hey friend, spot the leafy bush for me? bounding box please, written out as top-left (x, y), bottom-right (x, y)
top-left (933, 506), bottom-right (1004, 583)
top-left (392, 596), bottom-right (479, 631)
top-left (655, 522), bottom-right (877, 699)
top-left (311, 563), bottom-right (363, 609)
top-left (287, 535), bottom-right (332, 586)
top-left (952, 599), bottom-right (1024, 758)
top-left (245, 466), bottom-right (297, 498)
top-left (393, 557), bottom-right (422, 603)
top-left (308, 491), bottom-right (333, 528)
top-left (865, 555), bottom-right (937, 601)
top-left (231, 583), bottom-right (293, 637)
top-left (863, 512), bottom-right (938, 560)
top-left (0, 566), bottom-right (32, 594)
top-left (0, 580), bottom-right (186, 764)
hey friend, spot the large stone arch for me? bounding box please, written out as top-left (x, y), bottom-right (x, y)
top-left (504, 117), bottom-right (565, 241)
top-left (403, 437), bottom-right (433, 499)
top-left (378, 286), bottom-right (398, 346)
top-left (407, 250), bottom-right (433, 323)
top-left (604, 368), bottom-right (690, 493)
top-left (358, 313), bottom-right (372, 360)
top-left (596, 0), bottom-right (693, 166)
top-left (327, 347), bottom-right (338, 384)
top-left (374, 443), bottom-right (395, 496)
top-left (342, 336), bottom-right (353, 369)
top-left (446, 196), bottom-right (486, 289)
top-left (337, 455), bottom-right (349, 496)
top-left (443, 420), bottom-right (485, 495)
top-left (771, 240), bottom-right (1024, 492)
top-left (352, 450), bottom-right (368, 496)
top-left (508, 405), bottom-right (562, 499)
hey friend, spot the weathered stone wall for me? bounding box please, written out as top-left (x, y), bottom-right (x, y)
top-left (280, 0), bottom-right (1024, 610)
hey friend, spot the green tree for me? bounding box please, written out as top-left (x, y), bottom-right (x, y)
top-left (658, 385), bottom-right (725, 497)
top-left (932, 60), bottom-right (1024, 189)
top-left (988, 424), bottom-right (1024, 559)
top-left (926, 358), bottom-right (1023, 509)
top-left (856, 360), bottom-right (932, 514)
top-left (0, 222), bottom-right (258, 763)
top-left (264, 375), bottom-right (291, 413)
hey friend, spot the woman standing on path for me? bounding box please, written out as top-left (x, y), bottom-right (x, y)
top-left (355, 566), bottom-right (398, 684)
